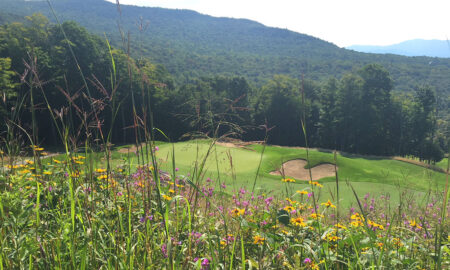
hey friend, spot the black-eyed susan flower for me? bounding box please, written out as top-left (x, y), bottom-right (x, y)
top-left (291, 217), bottom-right (306, 227)
top-left (97, 174), bottom-right (107, 180)
top-left (283, 206), bottom-right (295, 212)
top-left (321, 200), bottom-right (336, 208)
top-left (230, 208), bottom-right (245, 217)
top-left (368, 220), bottom-right (384, 230)
top-left (309, 213), bottom-right (324, 219)
top-left (308, 181), bottom-right (323, 188)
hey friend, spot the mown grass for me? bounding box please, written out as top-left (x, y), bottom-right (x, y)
top-left (105, 140), bottom-right (446, 207)
top-left (437, 157), bottom-right (449, 170)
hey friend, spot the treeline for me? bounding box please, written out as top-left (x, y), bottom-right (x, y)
top-left (0, 15), bottom-right (446, 162)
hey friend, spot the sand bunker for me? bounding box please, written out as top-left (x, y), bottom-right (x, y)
top-left (270, 159), bottom-right (337, 181)
top-left (216, 142), bottom-right (239, 148)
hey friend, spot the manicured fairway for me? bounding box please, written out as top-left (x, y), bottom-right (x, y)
top-left (113, 140), bottom-right (447, 206)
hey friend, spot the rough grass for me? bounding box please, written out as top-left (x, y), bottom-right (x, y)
top-left (1, 140), bottom-right (448, 269)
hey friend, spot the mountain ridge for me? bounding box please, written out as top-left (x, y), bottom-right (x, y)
top-left (347, 39), bottom-right (450, 58)
top-left (0, 0), bottom-right (449, 98)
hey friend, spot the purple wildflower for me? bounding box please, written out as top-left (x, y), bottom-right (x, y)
top-left (201, 258), bottom-right (210, 270)
top-left (161, 244), bottom-right (167, 258)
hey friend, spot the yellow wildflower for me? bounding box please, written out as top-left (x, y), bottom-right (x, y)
top-left (284, 206), bottom-right (295, 212)
top-left (220, 240), bottom-right (227, 248)
top-left (230, 208), bottom-right (245, 217)
top-left (285, 198), bottom-right (297, 205)
top-left (296, 190), bottom-right (308, 195)
top-left (31, 145), bottom-right (44, 151)
top-left (291, 217), bottom-right (306, 227)
top-left (327, 235), bottom-right (341, 242)
top-left (253, 235), bottom-right (265, 245)
top-left (335, 223), bottom-right (347, 230)
top-left (321, 200), bottom-right (336, 208)
top-left (282, 178), bottom-right (295, 183)
top-left (368, 220), bottom-right (384, 230)
top-left (97, 174), bottom-right (107, 180)
top-left (409, 220), bottom-right (422, 229)
top-left (308, 181), bottom-right (323, 187)
top-left (310, 213), bottom-right (324, 219)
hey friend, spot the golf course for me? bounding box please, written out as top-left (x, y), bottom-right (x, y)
top-left (112, 139), bottom-right (447, 206)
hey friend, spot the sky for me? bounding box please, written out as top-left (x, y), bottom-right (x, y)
top-left (105, 0), bottom-right (450, 47)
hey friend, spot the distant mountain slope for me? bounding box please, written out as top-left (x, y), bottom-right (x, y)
top-left (0, 0), bottom-right (449, 99)
top-left (347, 39), bottom-right (450, 58)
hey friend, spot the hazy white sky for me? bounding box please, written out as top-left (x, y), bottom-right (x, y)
top-left (106, 0), bottom-right (450, 47)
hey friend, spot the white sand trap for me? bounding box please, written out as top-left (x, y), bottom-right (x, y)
top-left (270, 159), bottom-right (337, 181)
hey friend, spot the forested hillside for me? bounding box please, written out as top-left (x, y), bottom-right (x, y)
top-left (0, 14), bottom-right (446, 160)
top-left (0, 1), bottom-right (448, 160)
top-left (0, 0), bottom-right (450, 98)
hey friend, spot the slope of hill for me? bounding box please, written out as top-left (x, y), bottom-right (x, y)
top-left (0, 0), bottom-right (449, 99)
top-left (347, 39), bottom-right (450, 58)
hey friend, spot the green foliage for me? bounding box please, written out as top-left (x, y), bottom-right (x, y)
top-left (252, 75), bottom-right (304, 146)
top-left (0, 57), bottom-right (17, 127)
top-left (0, 0), bottom-right (449, 100)
top-left (0, 12), bottom-right (446, 161)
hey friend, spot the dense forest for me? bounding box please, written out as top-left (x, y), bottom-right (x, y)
top-left (0, 14), bottom-right (446, 161)
top-left (0, 1), bottom-right (449, 94)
